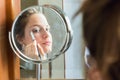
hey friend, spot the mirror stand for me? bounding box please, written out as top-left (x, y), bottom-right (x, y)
top-left (36, 64), bottom-right (41, 80)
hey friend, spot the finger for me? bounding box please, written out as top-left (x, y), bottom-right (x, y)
top-left (37, 43), bottom-right (45, 56)
top-left (24, 41), bottom-right (39, 59)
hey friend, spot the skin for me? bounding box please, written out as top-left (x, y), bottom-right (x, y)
top-left (20, 13), bottom-right (52, 55)
top-left (85, 48), bottom-right (103, 80)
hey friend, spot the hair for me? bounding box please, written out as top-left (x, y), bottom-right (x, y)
top-left (14, 7), bottom-right (44, 50)
top-left (75, 0), bottom-right (120, 80)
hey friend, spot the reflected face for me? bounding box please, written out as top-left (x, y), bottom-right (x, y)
top-left (22, 13), bottom-right (52, 53)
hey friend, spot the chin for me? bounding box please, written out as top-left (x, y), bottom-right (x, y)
top-left (44, 48), bottom-right (52, 54)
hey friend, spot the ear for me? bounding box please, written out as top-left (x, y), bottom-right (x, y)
top-left (87, 62), bottom-right (103, 80)
top-left (16, 35), bottom-right (24, 45)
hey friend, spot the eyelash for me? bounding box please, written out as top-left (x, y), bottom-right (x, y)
top-left (46, 27), bottom-right (50, 31)
top-left (32, 29), bottom-right (40, 33)
top-left (32, 27), bottom-right (50, 33)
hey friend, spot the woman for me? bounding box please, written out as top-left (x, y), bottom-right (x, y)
top-left (75, 0), bottom-right (120, 80)
top-left (14, 7), bottom-right (52, 60)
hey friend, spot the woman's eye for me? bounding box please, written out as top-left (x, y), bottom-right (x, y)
top-left (46, 27), bottom-right (50, 31)
top-left (32, 27), bottom-right (40, 33)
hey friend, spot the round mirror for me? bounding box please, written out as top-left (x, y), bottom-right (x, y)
top-left (9, 5), bottom-right (72, 64)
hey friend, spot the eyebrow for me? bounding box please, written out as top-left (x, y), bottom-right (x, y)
top-left (31, 24), bottom-right (50, 28)
top-left (45, 24), bottom-right (50, 28)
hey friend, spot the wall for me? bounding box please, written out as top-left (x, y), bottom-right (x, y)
top-left (0, 0), bottom-right (21, 80)
top-left (63, 0), bottom-right (85, 79)
top-left (0, 0), bottom-right (9, 79)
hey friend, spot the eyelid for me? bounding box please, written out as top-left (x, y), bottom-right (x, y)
top-left (33, 26), bottom-right (40, 29)
top-left (46, 25), bottom-right (50, 29)
top-left (32, 26), bottom-right (40, 33)
top-left (31, 25), bottom-right (50, 33)
top-left (46, 25), bottom-right (50, 30)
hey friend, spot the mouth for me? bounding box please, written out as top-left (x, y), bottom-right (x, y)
top-left (42, 41), bottom-right (52, 46)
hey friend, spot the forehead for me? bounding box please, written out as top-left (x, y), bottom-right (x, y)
top-left (28, 13), bottom-right (48, 24)
top-left (24, 13), bottom-right (50, 30)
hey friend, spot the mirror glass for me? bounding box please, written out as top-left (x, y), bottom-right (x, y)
top-left (9, 5), bottom-right (72, 64)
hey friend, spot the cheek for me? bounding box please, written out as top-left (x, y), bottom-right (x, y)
top-left (34, 34), bottom-right (42, 41)
top-left (88, 70), bottom-right (102, 80)
top-left (23, 33), bottom-right (32, 45)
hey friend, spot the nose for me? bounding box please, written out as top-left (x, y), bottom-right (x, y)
top-left (42, 30), bottom-right (49, 38)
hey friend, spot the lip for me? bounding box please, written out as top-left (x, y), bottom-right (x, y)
top-left (42, 41), bottom-right (52, 46)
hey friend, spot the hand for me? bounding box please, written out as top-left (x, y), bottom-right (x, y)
top-left (24, 40), bottom-right (46, 60)
top-left (24, 40), bottom-right (39, 59)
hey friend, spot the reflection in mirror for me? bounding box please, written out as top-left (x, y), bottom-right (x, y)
top-left (14, 8), bottom-right (52, 60)
top-left (9, 5), bottom-right (72, 79)
top-left (9, 5), bottom-right (72, 64)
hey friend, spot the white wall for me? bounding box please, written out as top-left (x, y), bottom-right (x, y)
top-left (63, 0), bottom-right (85, 79)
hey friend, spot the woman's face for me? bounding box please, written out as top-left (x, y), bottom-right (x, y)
top-left (22, 13), bottom-right (52, 53)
